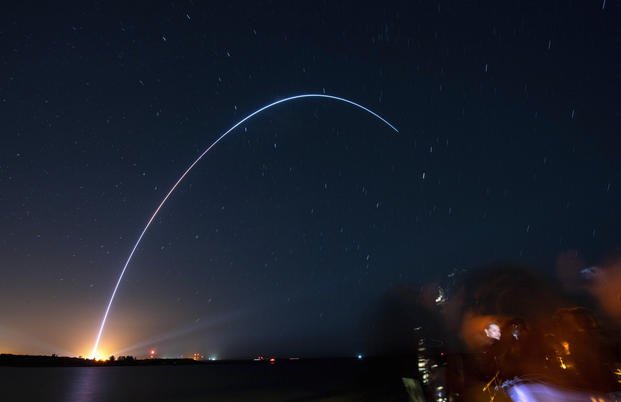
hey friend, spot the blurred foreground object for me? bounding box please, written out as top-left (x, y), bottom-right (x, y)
top-left (410, 264), bottom-right (621, 401)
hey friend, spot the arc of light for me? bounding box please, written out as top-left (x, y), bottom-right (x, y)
top-left (90, 93), bottom-right (398, 359)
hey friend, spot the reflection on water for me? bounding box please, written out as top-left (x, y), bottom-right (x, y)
top-left (66, 367), bottom-right (99, 402)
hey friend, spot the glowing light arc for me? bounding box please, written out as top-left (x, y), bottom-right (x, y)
top-left (90, 93), bottom-right (398, 358)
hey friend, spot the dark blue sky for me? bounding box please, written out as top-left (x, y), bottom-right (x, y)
top-left (1, 1), bottom-right (620, 358)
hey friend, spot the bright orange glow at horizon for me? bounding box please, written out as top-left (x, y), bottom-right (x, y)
top-left (88, 348), bottom-right (110, 361)
top-left (81, 339), bottom-right (118, 360)
top-left (80, 332), bottom-right (123, 360)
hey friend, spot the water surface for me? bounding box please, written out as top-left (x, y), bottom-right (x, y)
top-left (0, 360), bottom-right (407, 402)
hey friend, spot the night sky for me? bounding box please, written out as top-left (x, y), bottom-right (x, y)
top-left (1, 1), bottom-right (620, 359)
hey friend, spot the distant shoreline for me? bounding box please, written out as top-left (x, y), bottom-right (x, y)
top-left (0, 353), bottom-right (367, 367)
top-left (0, 353), bottom-right (203, 367)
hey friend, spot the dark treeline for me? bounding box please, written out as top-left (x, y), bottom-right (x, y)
top-left (0, 354), bottom-right (197, 367)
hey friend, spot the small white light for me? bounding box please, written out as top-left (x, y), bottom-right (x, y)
top-left (484, 323), bottom-right (501, 340)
